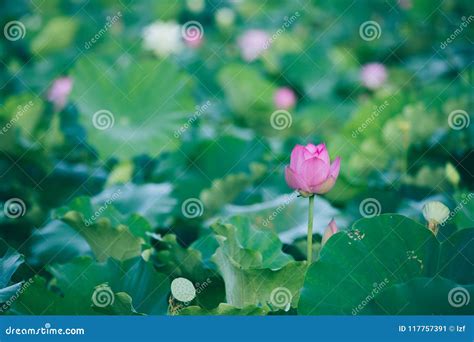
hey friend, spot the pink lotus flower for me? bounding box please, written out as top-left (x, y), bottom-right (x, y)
top-left (360, 63), bottom-right (387, 90)
top-left (237, 29), bottom-right (269, 62)
top-left (274, 87), bottom-right (296, 109)
top-left (47, 77), bottom-right (73, 111)
top-left (321, 218), bottom-right (338, 247)
top-left (285, 143), bottom-right (341, 196)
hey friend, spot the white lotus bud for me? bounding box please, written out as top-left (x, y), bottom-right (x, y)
top-left (142, 21), bottom-right (183, 57)
top-left (422, 201), bottom-right (450, 235)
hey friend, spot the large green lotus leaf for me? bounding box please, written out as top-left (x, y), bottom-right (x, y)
top-left (299, 214), bottom-right (439, 315)
top-left (438, 228), bottom-right (474, 284)
top-left (178, 303), bottom-right (268, 316)
top-left (153, 234), bottom-right (214, 280)
top-left (28, 219), bottom-right (91, 266)
top-left (71, 56), bottom-right (194, 160)
top-left (9, 256), bottom-right (170, 315)
top-left (362, 277), bottom-right (474, 315)
top-left (59, 211), bottom-right (144, 262)
top-left (8, 276), bottom-right (141, 315)
top-left (0, 246), bottom-right (24, 302)
top-left (212, 217), bottom-right (293, 270)
top-left (211, 217), bottom-right (306, 310)
top-left (453, 192), bottom-right (474, 230)
top-left (93, 292), bottom-right (142, 315)
top-left (54, 195), bottom-right (155, 261)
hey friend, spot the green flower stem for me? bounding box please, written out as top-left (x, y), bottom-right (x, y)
top-left (307, 195), bottom-right (315, 263)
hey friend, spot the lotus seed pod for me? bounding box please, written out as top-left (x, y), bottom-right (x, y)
top-left (171, 277), bottom-right (196, 302)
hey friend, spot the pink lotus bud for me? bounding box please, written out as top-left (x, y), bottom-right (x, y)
top-left (237, 29), bottom-right (269, 62)
top-left (274, 87), bottom-right (296, 109)
top-left (321, 218), bottom-right (338, 247)
top-left (360, 63), bottom-right (387, 90)
top-left (47, 77), bottom-right (73, 111)
top-left (285, 143), bottom-right (341, 196)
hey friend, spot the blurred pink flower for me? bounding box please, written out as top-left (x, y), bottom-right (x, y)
top-left (285, 143), bottom-right (341, 196)
top-left (360, 63), bottom-right (387, 90)
top-left (321, 218), bottom-right (338, 247)
top-left (274, 87), bottom-right (296, 109)
top-left (48, 77), bottom-right (73, 111)
top-left (237, 29), bottom-right (269, 62)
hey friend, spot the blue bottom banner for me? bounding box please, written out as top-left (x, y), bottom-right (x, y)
top-left (0, 316), bottom-right (472, 342)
